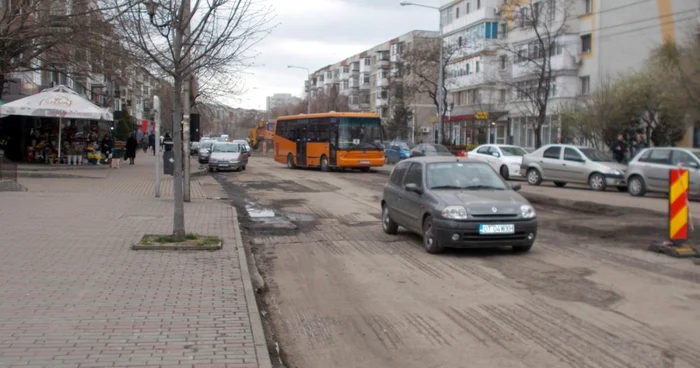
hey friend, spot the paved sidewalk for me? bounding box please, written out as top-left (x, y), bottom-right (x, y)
top-left (0, 154), bottom-right (270, 368)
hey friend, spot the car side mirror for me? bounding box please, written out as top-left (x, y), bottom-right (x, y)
top-left (405, 183), bottom-right (423, 195)
top-left (492, 152), bottom-right (500, 157)
top-left (686, 161), bottom-right (699, 169)
top-left (511, 183), bottom-right (521, 191)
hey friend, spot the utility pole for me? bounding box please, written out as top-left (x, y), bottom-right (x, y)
top-left (154, 96), bottom-right (161, 198)
top-left (287, 65), bottom-right (311, 113)
top-left (182, 0), bottom-right (191, 202)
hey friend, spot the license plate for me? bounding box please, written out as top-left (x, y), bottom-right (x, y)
top-left (218, 164), bottom-right (229, 167)
top-left (359, 160), bottom-right (370, 164)
top-left (479, 224), bottom-right (515, 235)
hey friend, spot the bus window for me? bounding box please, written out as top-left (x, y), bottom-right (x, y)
top-left (338, 118), bottom-right (383, 150)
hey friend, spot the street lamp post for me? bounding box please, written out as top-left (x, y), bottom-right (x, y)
top-left (400, 1), bottom-right (443, 144)
top-left (287, 65), bottom-right (311, 114)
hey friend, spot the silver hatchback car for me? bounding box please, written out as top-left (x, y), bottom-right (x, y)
top-left (520, 144), bottom-right (627, 191)
top-left (626, 147), bottom-right (700, 197)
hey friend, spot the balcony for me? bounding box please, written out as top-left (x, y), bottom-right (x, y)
top-left (511, 53), bottom-right (579, 80)
top-left (351, 63), bottom-right (360, 74)
top-left (390, 53), bottom-right (402, 63)
top-left (349, 77), bottom-right (360, 88)
top-left (442, 6), bottom-right (493, 36)
top-left (377, 58), bottom-right (390, 68)
top-left (376, 76), bottom-right (389, 87)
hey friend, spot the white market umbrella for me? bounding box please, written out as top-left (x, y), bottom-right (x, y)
top-left (0, 85), bottom-right (113, 161)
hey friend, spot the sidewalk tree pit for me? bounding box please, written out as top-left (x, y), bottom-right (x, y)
top-left (132, 233), bottom-right (222, 251)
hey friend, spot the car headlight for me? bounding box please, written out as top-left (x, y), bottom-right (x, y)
top-left (520, 205), bottom-right (536, 219)
top-left (230, 159), bottom-right (240, 163)
top-left (209, 159), bottom-right (217, 163)
top-left (607, 168), bottom-right (622, 175)
top-left (441, 206), bottom-right (468, 220)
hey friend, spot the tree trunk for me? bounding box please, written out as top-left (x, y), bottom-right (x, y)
top-left (534, 113), bottom-right (546, 149)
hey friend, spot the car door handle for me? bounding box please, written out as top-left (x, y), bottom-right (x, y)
top-left (562, 163), bottom-right (567, 166)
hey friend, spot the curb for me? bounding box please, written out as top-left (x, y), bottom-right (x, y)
top-left (232, 207), bottom-right (272, 368)
top-left (18, 172), bottom-right (105, 179)
top-left (520, 191), bottom-right (666, 217)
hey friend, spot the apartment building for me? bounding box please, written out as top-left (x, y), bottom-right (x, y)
top-left (439, 0), bottom-right (699, 148)
top-left (304, 30), bottom-right (440, 142)
top-left (266, 93), bottom-right (302, 112)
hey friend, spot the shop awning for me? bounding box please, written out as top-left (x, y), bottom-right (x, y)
top-left (0, 85), bottom-right (111, 121)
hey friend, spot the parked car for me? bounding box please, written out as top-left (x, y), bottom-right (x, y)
top-left (381, 156), bottom-right (537, 254)
top-left (410, 143), bottom-right (454, 158)
top-left (384, 141), bottom-right (413, 164)
top-left (208, 142), bottom-right (249, 172)
top-left (469, 144), bottom-right (529, 180)
top-left (198, 140), bottom-right (216, 164)
top-left (190, 141), bottom-right (200, 155)
top-left (520, 144), bottom-right (627, 191)
top-left (626, 147), bottom-right (700, 197)
top-left (231, 139), bottom-right (252, 158)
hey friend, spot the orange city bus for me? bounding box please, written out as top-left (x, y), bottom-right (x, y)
top-left (273, 112), bottom-right (385, 172)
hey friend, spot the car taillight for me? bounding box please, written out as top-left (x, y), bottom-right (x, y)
top-left (457, 151), bottom-right (467, 157)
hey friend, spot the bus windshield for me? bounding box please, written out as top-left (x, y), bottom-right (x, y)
top-left (338, 117), bottom-right (383, 150)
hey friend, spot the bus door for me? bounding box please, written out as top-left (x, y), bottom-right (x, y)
top-left (329, 122), bottom-right (338, 166)
top-left (296, 125), bottom-right (307, 166)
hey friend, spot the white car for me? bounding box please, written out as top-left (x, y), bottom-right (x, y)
top-left (469, 144), bottom-right (529, 180)
top-left (208, 142), bottom-right (249, 172)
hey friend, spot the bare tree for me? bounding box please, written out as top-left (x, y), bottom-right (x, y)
top-left (309, 86), bottom-right (350, 113)
top-left (652, 38), bottom-right (700, 114)
top-left (400, 35), bottom-right (456, 144)
top-left (0, 0), bottom-right (131, 98)
top-left (497, 0), bottom-right (576, 148)
top-left (108, 0), bottom-right (274, 235)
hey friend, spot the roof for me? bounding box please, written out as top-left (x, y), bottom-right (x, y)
top-left (275, 112), bottom-right (380, 121)
top-left (403, 156), bottom-right (486, 164)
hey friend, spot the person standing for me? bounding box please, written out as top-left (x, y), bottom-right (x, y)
top-left (633, 133), bottom-right (648, 157)
top-left (148, 133), bottom-right (156, 155)
top-left (611, 133), bottom-right (626, 163)
top-left (125, 132), bottom-right (138, 165)
top-left (100, 134), bottom-right (113, 159)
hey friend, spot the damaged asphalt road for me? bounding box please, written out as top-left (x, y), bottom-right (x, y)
top-left (216, 157), bottom-right (700, 368)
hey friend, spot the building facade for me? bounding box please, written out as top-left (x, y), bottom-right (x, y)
top-left (266, 93), bottom-right (302, 112)
top-left (439, 0), bottom-right (699, 148)
top-left (304, 30), bottom-right (440, 143)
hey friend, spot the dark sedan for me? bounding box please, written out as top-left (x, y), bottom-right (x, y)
top-left (380, 156), bottom-right (537, 254)
top-left (410, 143), bottom-right (454, 158)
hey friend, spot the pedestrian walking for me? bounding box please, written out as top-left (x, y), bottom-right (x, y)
top-left (611, 133), bottom-right (626, 163)
top-left (148, 133), bottom-right (156, 155)
top-left (125, 132), bottom-right (138, 165)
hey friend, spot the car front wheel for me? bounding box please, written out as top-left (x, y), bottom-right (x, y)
top-left (527, 168), bottom-right (542, 185)
top-left (422, 216), bottom-right (443, 254)
top-left (589, 173), bottom-right (607, 191)
top-left (499, 165), bottom-right (509, 180)
top-left (628, 175), bottom-right (647, 197)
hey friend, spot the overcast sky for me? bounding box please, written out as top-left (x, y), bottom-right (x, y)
top-left (230, 0), bottom-right (439, 110)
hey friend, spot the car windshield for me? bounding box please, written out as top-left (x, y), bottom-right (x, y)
top-left (426, 162), bottom-right (507, 190)
top-left (579, 148), bottom-right (612, 162)
top-left (500, 146), bottom-right (528, 156)
top-left (212, 144), bottom-right (240, 153)
top-left (338, 117), bottom-right (384, 150)
top-left (201, 141), bottom-right (215, 149)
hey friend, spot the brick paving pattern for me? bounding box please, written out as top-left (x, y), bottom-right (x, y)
top-left (0, 154), bottom-right (268, 368)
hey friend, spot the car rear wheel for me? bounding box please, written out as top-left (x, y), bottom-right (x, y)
top-left (554, 181), bottom-right (567, 187)
top-left (320, 155), bottom-right (330, 172)
top-left (499, 165), bottom-right (509, 180)
top-left (286, 153), bottom-right (296, 169)
top-left (628, 175), bottom-right (647, 197)
top-left (381, 205), bottom-right (399, 235)
top-left (422, 216), bottom-right (443, 254)
top-left (588, 172), bottom-right (607, 191)
top-left (526, 168), bottom-right (542, 185)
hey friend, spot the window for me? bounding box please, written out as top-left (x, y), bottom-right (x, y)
top-left (475, 61), bottom-right (480, 73)
top-left (342, 80), bottom-right (349, 89)
top-left (671, 150), bottom-right (699, 167)
top-left (466, 1), bottom-right (470, 13)
top-left (363, 73), bottom-right (370, 84)
top-left (484, 22), bottom-right (498, 39)
top-left (477, 146), bottom-right (491, 154)
top-left (458, 36), bottom-right (463, 47)
top-left (499, 89), bottom-right (507, 103)
top-left (441, 7), bottom-right (453, 26)
top-left (499, 55), bottom-right (507, 69)
top-left (584, 0), bottom-right (592, 14)
top-left (563, 147), bottom-right (582, 161)
top-left (581, 34), bottom-right (591, 53)
top-left (543, 146), bottom-right (561, 159)
top-left (500, 23), bottom-right (507, 39)
top-left (641, 149), bottom-right (672, 164)
top-left (456, 6), bottom-right (460, 18)
top-left (404, 163), bottom-right (424, 188)
top-left (390, 161), bottom-right (411, 185)
top-left (477, 0), bottom-right (481, 9)
top-left (343, 67), bottom-right (349, 73)
top-left (364, 58), bottom-right (371, 66)
top-left (580, 76), bottom-right (590, 95)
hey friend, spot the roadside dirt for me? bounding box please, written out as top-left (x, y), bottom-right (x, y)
top-left (217, 157), bottom-right (700, 368)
